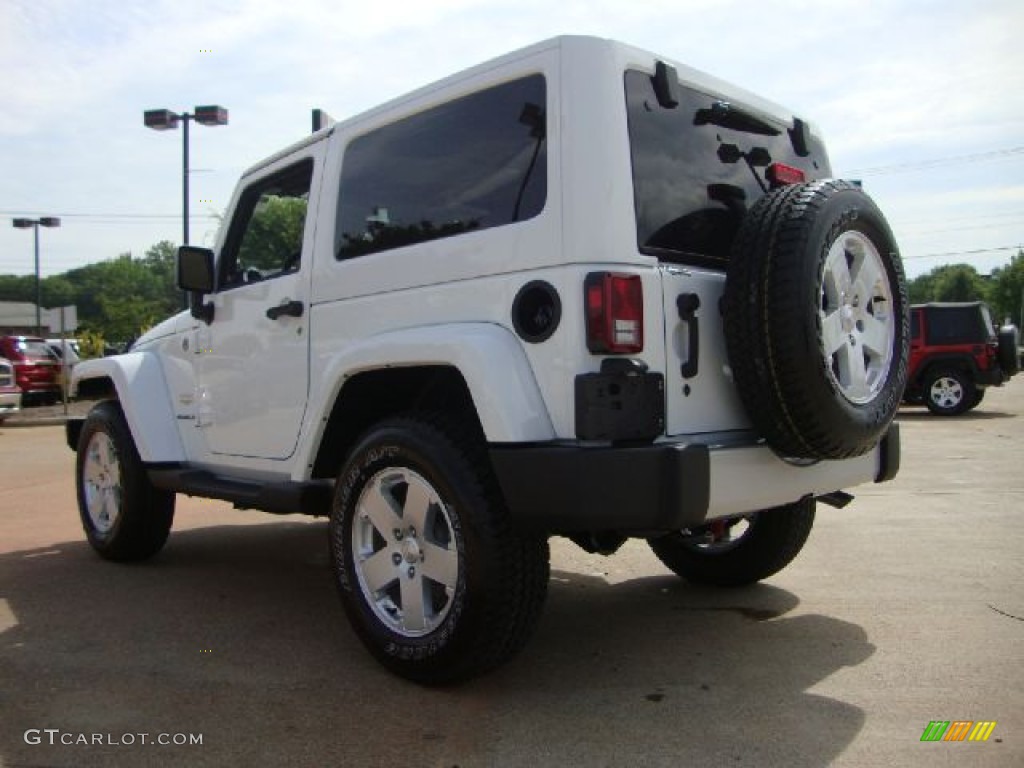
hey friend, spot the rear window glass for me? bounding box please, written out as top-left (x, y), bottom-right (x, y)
top-left (336, 75), bottom-right (547, 259)
top-left (17, 340), bottom-right (56, 359)
top-left (625, 69), bottom-right (829, 266)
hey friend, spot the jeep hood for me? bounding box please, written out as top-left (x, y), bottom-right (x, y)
top-left (132, 311), bottom-right (192, 351)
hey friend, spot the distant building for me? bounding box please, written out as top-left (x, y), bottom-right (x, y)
top-left (0, 301), bottom-right (41, 335)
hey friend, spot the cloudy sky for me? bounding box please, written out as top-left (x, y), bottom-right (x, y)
top-left (1, 0), bottom-right (1021, 279)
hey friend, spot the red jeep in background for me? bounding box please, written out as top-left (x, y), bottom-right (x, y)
top-left (905, 302), bottom-right (1020, 415)
top-left (0, 335), bottom-right (63, 405)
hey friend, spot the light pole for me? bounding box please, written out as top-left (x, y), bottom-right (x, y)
top-left (143, 106), bottom-right (228, 246)
top-left (12, 216), bottom-right (61, 335)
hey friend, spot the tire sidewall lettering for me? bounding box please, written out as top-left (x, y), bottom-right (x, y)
top-left (726, 180), bottom-right (909, 458)
top-left (331, 431), bottom-right (469, 663)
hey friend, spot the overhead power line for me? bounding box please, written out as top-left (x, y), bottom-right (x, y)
top-left (847, 146), bottom-right (1024, 176)
top-left (904, 245), bottom-right (1022, 260)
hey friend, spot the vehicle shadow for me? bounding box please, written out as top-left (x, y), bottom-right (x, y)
top-left (1, 522), bottom-right (871, 767)
top-left (897, 407), bottom-right (1015, 421)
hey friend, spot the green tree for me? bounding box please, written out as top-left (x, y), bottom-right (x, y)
top-left (907, 264), bottom-right (989, 304)
top-left (237, 196), bottom-right (307, 270)
top-left (0, 240), bottom-right (184, 343)
top-left (932, 264), bottom-right (988, 302)
top-left (0, 274), bottom-right (35, 303)
top-left (988, 250), bottom-right (1024, 327)
top-left (908, 271), bottom-right (936, 304)
top-left (41, 275), bottom-right (75, 308)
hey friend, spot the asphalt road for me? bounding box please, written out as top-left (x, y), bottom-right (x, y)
top-left (1, 386), bottom-right (1022, 767)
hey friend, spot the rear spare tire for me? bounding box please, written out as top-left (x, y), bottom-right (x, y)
top-left (997, 325), bottom-right (1020, 376)
top-left (724, 180), bottom-right (909, 459)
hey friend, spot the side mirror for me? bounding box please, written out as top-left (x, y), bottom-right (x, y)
top-left (177, 245), bottom-right (215, 292)
top-left (177, 246), bottom-right (216, 324)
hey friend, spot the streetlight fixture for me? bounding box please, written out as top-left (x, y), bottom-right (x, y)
top-left (12, 216), bottom-right (61, 335)
top-left (143, 105), bottom-right (228, 246)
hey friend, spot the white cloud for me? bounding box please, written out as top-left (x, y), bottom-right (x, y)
top-left (1, 0), bottom-right (1021, 277)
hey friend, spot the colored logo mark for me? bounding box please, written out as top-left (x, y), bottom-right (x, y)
top-left (920, 720), bottom-right (997, 742)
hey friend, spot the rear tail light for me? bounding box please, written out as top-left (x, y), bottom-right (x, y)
top-left (767, 162), bottom-right (806, 188)
top-left (585, 272), bottom-right (644, 354)
top-left (984, 344), bottom-right (999, 368)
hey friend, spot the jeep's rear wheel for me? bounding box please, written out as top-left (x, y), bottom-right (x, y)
top-left (924, 368), bottom-right (975, 416)
top-left (648, 499), bottom-right (815, 587)
top-left (724, 180), bottom-right (909, 459)
top-left (76, 401), bottom-right (175, 561)
top-left (329, 414), bottom-right (549, 684)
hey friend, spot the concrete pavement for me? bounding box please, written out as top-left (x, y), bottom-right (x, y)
top-left (1, 385), bottom-right (1021, 767)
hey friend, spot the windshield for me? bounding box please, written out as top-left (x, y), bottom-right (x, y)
top-left (625, 68), bottom-right (831, 266)
top-left (17, 339), bottom-right (57, 360)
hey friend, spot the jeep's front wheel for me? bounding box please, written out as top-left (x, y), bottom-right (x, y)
top-left (76, 401), bottom-right (175, 561)
top-left (329, 415), bottom-right (549, 684)
top-left (647, 498), bottom-right (815, 587)
top-left (924, 368), bottom-right (975, 416)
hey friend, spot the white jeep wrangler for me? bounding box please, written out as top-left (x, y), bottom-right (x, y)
top-left (69, 36), bottom-right (908, 684)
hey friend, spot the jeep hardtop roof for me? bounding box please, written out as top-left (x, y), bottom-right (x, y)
top-left (240, 35), bottom-right (820, 181)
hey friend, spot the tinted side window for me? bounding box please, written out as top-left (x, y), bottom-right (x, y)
top-left (219, 160), bottom-right (313, 290)
top-left (911, 310), bottom-right (921, 340)
top-left (924, 307), bottom-right (990, 345)
top-left (336, 75), bottom-right (547, 259)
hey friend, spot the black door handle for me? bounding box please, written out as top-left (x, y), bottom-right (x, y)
top-left (266, 300), bottom-right (304, 320)
top-left (677, 293), bottom-right (700, 379)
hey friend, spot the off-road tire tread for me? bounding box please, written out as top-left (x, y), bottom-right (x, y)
top-left (923, 367), bottom-right (975, 416)
top-left (76, 400), bottom-right (175, 561)
top-left (330, 412), bottom-right (549, 685)
top-left (997, 326), bottom-right (1020, 376)
top-left (723, 180), bottom-right (909, 459)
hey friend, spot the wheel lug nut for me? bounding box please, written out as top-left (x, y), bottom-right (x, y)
top-left (393, 529), bottom-right (403, 541)
top-left (407, 566), bottom-right (416, 578)
top-left (392, 553), bottom-right (402, 566)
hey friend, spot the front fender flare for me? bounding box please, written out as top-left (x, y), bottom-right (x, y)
top-left (71, 354), bottom-right (186, 463)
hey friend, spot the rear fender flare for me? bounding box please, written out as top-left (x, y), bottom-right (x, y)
top-left (295, 323), bottom-right (554, 475)
top-left (915, 353), bottom-right (979, 385)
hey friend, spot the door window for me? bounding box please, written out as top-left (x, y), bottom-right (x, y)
top-left (219, 160), bottom-right (314, 289)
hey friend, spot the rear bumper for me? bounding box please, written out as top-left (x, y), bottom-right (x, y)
top-left (977, 367), bottom-right (1008, 387)
top-left (491, 426), bottom-right (899, 534)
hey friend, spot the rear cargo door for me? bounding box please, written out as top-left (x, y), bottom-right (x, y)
top-left (660, 265), bottom-right (750, 436)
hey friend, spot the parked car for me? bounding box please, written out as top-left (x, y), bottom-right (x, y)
top-left (46, 338), bottom-right (82, 387)
top-left (46, 338), bottom-right (82, 367)
top-left (0, 357), bottom-right (22, 422)
top-left (0, 335), bottom-right (63, 405)
top-left (905, 302), bottom-right (1020, 415)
